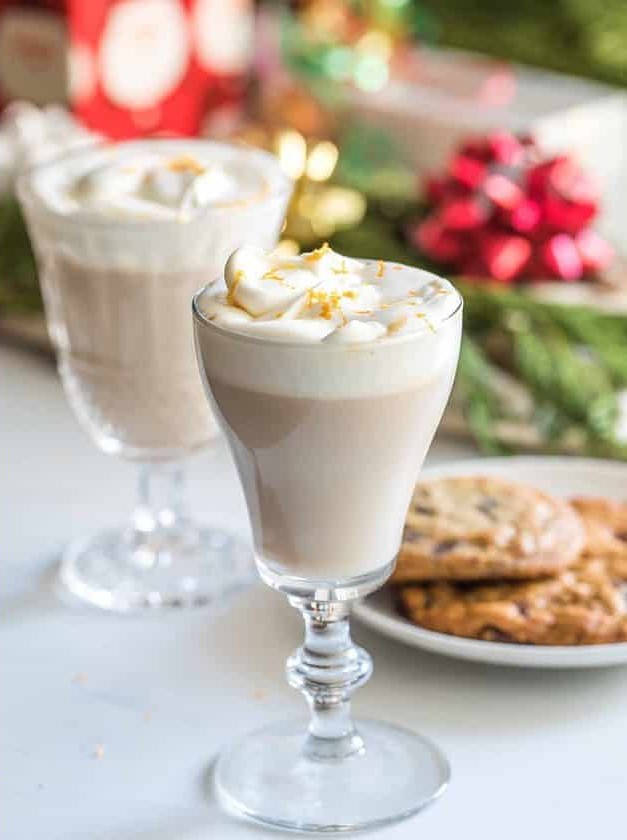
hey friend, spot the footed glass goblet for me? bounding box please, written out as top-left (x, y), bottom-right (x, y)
top-left (193, 264), bottom-right (462, 831)
top-left (18, 139), bottom-right (292, 611)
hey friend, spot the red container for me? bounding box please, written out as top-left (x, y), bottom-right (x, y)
top-left (0, 0), bottom-right (253, 137)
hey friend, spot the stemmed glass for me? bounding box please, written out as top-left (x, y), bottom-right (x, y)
top-left (193, 272), bottom-right (462, 831)
top-left (18, 139), bottom-right (292, 611)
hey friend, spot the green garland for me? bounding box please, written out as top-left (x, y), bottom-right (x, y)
top-left (459, 286), bottom-right (627, 457)
top-left (0, 197), bottom-right (39, 313)
top-left (421, 0), bottom-right (627, 89)
top-left (331, 203), bottom-right (627, 459)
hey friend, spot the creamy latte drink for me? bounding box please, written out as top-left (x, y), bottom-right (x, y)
top-left (19, 139), bottom-right (291, 458)
top-left (194, 245), bottom-right (462, 581)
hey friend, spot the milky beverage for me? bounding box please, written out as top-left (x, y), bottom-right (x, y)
top-left (194, 245), bottom-right (462, 580)
top-left (18, 140), bottom-right (291, 458)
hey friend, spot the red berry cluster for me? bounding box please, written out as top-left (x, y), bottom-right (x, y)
top-left (408, 131), bottom-right (613, 283)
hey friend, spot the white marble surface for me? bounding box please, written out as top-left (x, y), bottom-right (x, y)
top-left (2, 344), bottom-right (625, 839)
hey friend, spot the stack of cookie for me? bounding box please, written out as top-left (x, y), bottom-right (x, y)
top-left (393, 477), bottom-right (627, 645)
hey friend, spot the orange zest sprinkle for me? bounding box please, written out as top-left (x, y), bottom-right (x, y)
top-left (387, 315), bottom-right (408, 334)
top-left (332, 259), bottom-right (350, 275)
top-left (263, 268), bottom-right (285, 283)
top-left (226, 269), bottom-right (244, 305)
top-left (305, 287), bottom-right (343, 320)
top-left (304, 242), bottom-right (331, 263)
top-left (167, 155), bottom-right (205, 175)
top-left (342, 290), bottom-right (358, 300)
top-left (415, 312), bottom-right (436, 332)
top-left (376, 260), bottom-right (385, 279)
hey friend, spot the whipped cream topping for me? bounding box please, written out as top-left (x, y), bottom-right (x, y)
top-left (198, 244), bottom-right (461, 344)
top-left (36, 146), bottom-right (269, 220)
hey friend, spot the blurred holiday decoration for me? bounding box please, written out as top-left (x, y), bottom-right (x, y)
top-left (0, 0), bottom-right (255, 341)
top-left (417, 0), bottom-right (627, 91)
top-left (408, 131), bottom-right (614, 284)
top-left (272, 129), bottom-right (365, 247)
top-left (254, 1), bottom-right (417, 199)
top-left (255, 80), bottom-right (334, 140)
top-left (232, 119), bottom-right (366, 250)
top-left (280, 0), bottom-right (437, 96)
top-left (453, 285), bottom-right (627, 458)
top-left (260, 3), bottom-right (627, 242)
top-left (0, 0), bottom-right (254, 138)
top-left (330, 206), bottom-right (627, 460)
top-left (0, 100), bottom-right (98, 180)
top-left (3, 0), bottom-right (627, 459)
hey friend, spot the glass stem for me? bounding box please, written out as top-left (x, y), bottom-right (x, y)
top-left (135, 462), bottom-right (186, 530)
top-left (128, 461), bottom-right (192, 569)
top-left (286, 598), bottom-right (372, 761)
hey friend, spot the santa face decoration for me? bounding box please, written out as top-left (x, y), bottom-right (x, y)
top-left (0, 0), bottom-right (254, 139)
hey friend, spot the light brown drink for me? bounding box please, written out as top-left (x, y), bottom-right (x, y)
top-left (208, 375), bottom-right (456, 579)
top-left (197, 298), bottom-right (459, 580)
top-left (20, 138), bottom-right (292, 462)
top-left (50, 253), bottom-right (218, 458)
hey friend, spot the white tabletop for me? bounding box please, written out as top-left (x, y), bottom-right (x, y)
top-left (2, 344), bottom-right (625, 839)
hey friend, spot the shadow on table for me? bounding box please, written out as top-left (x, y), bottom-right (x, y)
top-left (93, 810), bottom-right (276, 840)
top-left (0, 555), bottom-right (69, 621)
top-left (91, 766), bottom-right (282, 840)
top-left (194, 583), bottom-right (300, 691)
top-left (94, 815), bottom-right (276, 840)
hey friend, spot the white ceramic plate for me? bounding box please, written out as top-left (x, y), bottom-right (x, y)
top-left (354, 456), bottom-right (627, 668)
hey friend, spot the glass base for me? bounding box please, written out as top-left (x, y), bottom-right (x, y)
top-left (213, 718), bottom-right (450, 833)
top-left (59, 523), bottom-right (254, 611)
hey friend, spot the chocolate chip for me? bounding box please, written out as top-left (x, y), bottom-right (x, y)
top-left (403, 529), bottom-right (424, 543)
top-left (423, 589), bottom-right (436, 608)
top-left (433, 539), bottom-right (459, 554)
top-left (414, 505), bottom-right (436, 516)
top-left (616, 532), bottom-right (627, 543)
top-left (477, 496), bottom-right (499, 519)
top-left (480, 627), bottom-right (515, 643)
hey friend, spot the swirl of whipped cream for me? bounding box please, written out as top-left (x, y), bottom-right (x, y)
top-left (43, 148), bottom-right (269, 220)
top-left (198, 244), bottom-right (461, 344)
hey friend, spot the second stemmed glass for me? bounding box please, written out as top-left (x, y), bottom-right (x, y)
top-left (18, 139), bottom-right (292, 611)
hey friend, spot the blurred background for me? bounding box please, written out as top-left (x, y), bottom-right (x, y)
top-left (2, 0), bottom-right (627, 460)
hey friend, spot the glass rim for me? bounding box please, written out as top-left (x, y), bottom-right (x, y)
top-left (16, 137), bottom-right (293, 230)
top-left (192, 279), bottom-right (463, 353)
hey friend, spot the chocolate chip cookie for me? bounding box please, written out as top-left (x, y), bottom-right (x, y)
top-left (393, 476), bottom-right (584, 583)
top-left (570, 497), bottom-right (627, 576)
top-left (397, 557), bottom-right (627, 645)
